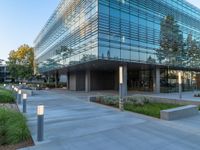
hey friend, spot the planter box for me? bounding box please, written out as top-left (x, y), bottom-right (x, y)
top-left (160, 105), bottom-right (199, 120)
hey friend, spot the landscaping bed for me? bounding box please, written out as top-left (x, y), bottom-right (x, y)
top-left (91, 95), bottom-right (182, 118)
top-left (0, 88), bottom-right (34, 149)
top-left (0, 88), bottom-right (15, 103)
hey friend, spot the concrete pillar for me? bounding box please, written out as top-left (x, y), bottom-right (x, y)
top-left (69, 72), bottom-right (76, 91)
top-left (47, 74), bottom-right (50, 84)
top-left (67, 72), bottom-right (69, 89)
top-left (54, 71), bottom-right (59, 88)
top-left (190, 72), bottom-right (192, 87)
top-left (123, 65), bottom-right (127, 97)
top-left (153, 67), bottom-right (160, 94)
top-left (85, 70), bottom-right (91, 92)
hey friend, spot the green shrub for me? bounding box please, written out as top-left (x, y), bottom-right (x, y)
top-left (95, 96), bottom-right (119, 107)
top-left (0, 108), bottom-right (30, 145)
top-left (95, 95), bottom-right (181, 118)
top-left (124, 102), bottom-right (180, 118)
top-left (0, 88), bottom-right (15, 103)
top-left (194, 93), bottom-right (200, 97)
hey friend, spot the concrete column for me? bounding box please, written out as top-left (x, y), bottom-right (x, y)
top-left (190, 72), bottom-right (192, 87)
top-left (47, 75), bottom-right (50, 84)
top-left (153, 67), bottom-right (160, 94)
top-left (123, 65), bottom-right (127, 97)
top-left (54, 71), bottom-right (59, 88)
top-left (85, 70), bottom-right (91, 92)
top-left (69, 72), bottom-right (76, 91)
top-left (67, 72), bottom-right (69, 89)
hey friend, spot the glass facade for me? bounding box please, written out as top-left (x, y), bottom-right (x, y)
top-left (99, 0), bottom-right (200, 69)
top-left (34, 0), bottom-right (200, 92)
top-left (35, 0), bottom-right (200, 72)
top-left (160, 69), bottom-right (197, 92)
top-left (0, 65), bottom-right (10, 82)
top-left (34, 0), bottom-right (98, 72)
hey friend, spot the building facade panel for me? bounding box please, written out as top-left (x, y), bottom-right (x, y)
top-left (34, 0), bottom-right (200, 92)
top-left (35, 0), bottom-right (98, 73)
top-left (98, 0), bottom-right (200, 69)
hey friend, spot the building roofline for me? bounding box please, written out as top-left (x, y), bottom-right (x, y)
top-left (33, 0), bottom-right (65, 45)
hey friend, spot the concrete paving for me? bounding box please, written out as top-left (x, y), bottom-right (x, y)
top-left (19, 90), bottom-right (200, 150)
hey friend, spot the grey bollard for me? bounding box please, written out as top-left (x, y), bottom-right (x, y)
top-left (37, 105), bottom-right (44, 141)
top-left (18, 93), bottom-right (22, 104)
top-left (22, 93), bottom-right (27, 113)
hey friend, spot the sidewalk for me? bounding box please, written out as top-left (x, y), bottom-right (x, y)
top-left (19, 90), bottom-right (200, 150)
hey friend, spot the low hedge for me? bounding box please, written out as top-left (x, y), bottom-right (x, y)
top-left (124, 102), bottom-right (180, 118)
top-left (0, 88), bottom-right (15, 103)
top-left (0, 108), bottom-right (31, 145)
top-left (92, 95), bottom-right (181, 118)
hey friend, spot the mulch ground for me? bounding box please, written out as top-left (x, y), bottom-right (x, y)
top-left (0, 138), bottom-right (34, 150)
top-left (0, 103), bottom-right (35, 150)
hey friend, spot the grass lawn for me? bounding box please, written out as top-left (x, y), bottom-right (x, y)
top-left (124, 102), bottom-right (180, 118)
top-left (93, 96), bottom-right (182, 118)
top-left (0, 108), bottom-right (31, 145)
top-left (0, 88), bottom-right (15, 103)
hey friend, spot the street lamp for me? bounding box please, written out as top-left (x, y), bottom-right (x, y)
top-left (37, 105), bottom-right (44, 141)
top-left (119, 66), bottom-right (124, 111)
top-left (22, 93), bottom-right (27, 113)
top-left (178, 71), bottom-right (182, 99)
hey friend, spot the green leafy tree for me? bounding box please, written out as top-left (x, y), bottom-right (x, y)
top-left (7, 44), bottom-right (34, 80)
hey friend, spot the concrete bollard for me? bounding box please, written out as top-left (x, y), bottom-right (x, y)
top-left (18, 90), bottom-right (22, 104)
top-left (37, 105), bottom-right (44, 141)
top-left (22, 93), bottom-right (27, 113)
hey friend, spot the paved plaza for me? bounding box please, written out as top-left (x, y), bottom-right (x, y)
top-left (20, 90), bottom-right (200, 150)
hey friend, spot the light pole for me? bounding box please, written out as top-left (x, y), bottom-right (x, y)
top-left (119, 66), bottom-right (124, 111)
top-left (37, 105), bottom-right (44, 141)
top-left (22, 93), bottom-right (27, 113)
top-left (178, 71), bottom-right (182, 100)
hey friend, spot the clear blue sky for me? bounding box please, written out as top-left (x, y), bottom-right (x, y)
top-left (0, 0), bottom-right (60, 61)
top-left (0, 0), bottom-right (199, 61)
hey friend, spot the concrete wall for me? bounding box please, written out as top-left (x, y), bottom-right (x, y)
top-left (76, 71), bottom-right (85, 91)
top-left (68, 70), bottom-right (120, 91)
top-left (69, 72), bottom-right (76, 91)
top-left (69, 71), bottom-right (85, 91)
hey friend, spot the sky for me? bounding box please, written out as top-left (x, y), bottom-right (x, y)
top-left (0, 0), bottom-right (60, 61)
top-left (0, 0), bottom-right (200, 61)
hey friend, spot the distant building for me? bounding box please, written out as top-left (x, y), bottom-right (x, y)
top-left (0, 64), bottom-right (10, 82)
top-left (34, 0), bottom-right (200, 93)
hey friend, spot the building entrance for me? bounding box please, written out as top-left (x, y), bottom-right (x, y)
top-left (128, 69), bottom-right (154, 92)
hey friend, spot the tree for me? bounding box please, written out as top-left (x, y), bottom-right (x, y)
top-left (157, 15), bottom-right (184, 66)
top-left (185, 33), bottom-right (200, 67)
top-left (7, 44), bottom-right (34, 80)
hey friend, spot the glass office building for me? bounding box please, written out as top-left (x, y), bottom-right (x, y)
top-left (34, 0), bottom-right (200, 92)
top-left (0, 65), bottom-right (10, 82)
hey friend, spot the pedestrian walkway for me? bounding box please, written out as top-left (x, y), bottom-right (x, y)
top-left (20, 90), bottom-right (200, 150)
